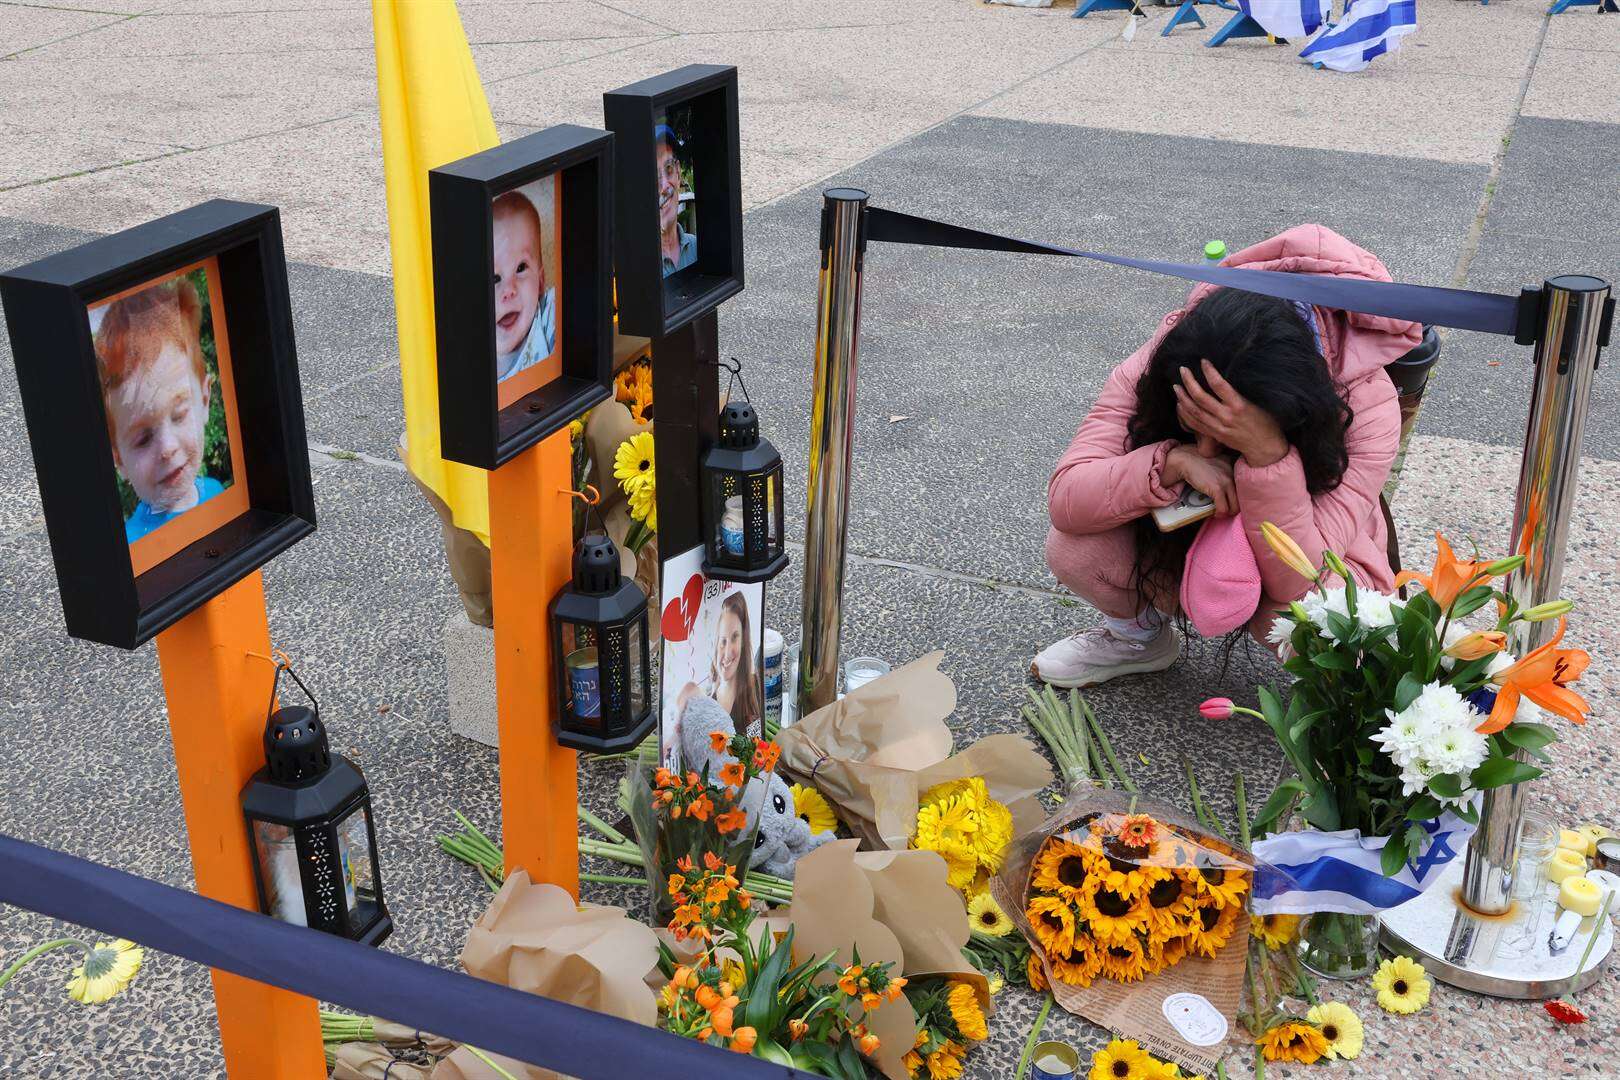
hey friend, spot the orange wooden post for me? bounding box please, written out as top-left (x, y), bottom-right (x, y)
top-left (153, 570), bottom-right (327, 1079)
top-left (488, 429), bottom-right (580, 895)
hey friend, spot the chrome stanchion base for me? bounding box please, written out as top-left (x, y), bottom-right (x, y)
top-left (1379, 858), bottom-right (1613, 999)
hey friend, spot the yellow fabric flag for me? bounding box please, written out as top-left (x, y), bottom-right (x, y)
top-left (373, 0), bottom-right (499, 543)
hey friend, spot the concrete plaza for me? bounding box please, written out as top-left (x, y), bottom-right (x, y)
top-left (1, 0), bottom-right (1617, 1076)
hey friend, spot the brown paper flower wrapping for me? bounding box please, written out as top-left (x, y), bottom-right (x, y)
top-left (991, 788), bottom-right (1254, 1078)
top-left (332, 1044), bottom-right (436, 1080)
top-left (777, 652), bottom-right (1052, 849)
top-left (431, 869), bottom-right (661, 1080)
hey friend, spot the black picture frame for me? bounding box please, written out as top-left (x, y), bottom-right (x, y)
top-left (0, 200), bottom-right (316, 650)
top-left (604, 64), bottom-right (744, 338)
top-left (430, 124), bottom-right (615, 470)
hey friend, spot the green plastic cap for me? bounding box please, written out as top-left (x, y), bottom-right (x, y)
top-left (1203, 240), bottom-right (1227, 261)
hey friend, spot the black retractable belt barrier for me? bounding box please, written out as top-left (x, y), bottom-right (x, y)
top-left (0, 834), bottom-right (811, 1080)
top-left (863, 206), bottom-right (1536, 339)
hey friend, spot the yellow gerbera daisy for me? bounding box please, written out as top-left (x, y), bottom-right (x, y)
top-left (1372, 956), bottom-right (1431, 1014)
top-left (1087, 1038), bottom-right (1158, 1080)
top-left (1076, 883), bottom-right (1150, 946)
top-left (921, 776), bottom-right (989, 809)
top-left (613, 431), bottom-right (655, 494)
top-left (1188, 862), bottom-right (1249, 909)
top-left (1306, 1001), bottom-right (1364, 1060)
top-left (1251, 913), bottom-right (1301, 951)
top-left (1098, 937), bottom-right (1153, 983)
top-left (1257, 1020), bottom-right (1328, 1064)
top-left (1030, 836), bottom-right (1095, 898)
top-left (945, 982), bottom-right (988, 1042)
top-left (967, 892), bottom-right (1013, 938)
top-left (915, 794), bottom-right (979, 863)
top-left (1182, 897), bottom-right (1240, 959)
top-left (628, 480), bottom-right (657, 530)
top-left (791, 783), bottom-right (838, 836)
top-left (1027, 895), bottom-right (1078, 956)
top-left (969, 797), bottom-right (1015, 872)
top-left (65, 939), bottom-right (143, 1004)
top-left (1047, 941), bottom-right (1103, 988)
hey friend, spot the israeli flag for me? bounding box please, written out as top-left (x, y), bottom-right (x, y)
top-left (1300, 0), bottom-right (1419, 73)
top-left (1249, 812), bottom-right (1476, 916)
top-left (1237, 0), bottom-right (1331, 39)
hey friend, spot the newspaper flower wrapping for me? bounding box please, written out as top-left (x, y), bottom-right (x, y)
top-left (993, 788), bottom-right (1276, 1079)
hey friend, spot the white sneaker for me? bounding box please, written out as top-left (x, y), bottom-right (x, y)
top-left (1030, 625), bottom-right (1180, 689)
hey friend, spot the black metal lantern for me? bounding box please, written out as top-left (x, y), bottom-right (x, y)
top-left (240, 662), bottom-right (391, 946)
top-left (702, 397), bottom-right (788, 582)
top-left (550, 532), bottom-right (655, 753)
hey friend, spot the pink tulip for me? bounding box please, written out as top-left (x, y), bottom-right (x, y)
top-left (1199, 697), bottom-right (1234, 720)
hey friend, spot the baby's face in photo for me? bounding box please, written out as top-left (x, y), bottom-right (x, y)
top-left (493, 206), bottom-right (542, 356)
top-left (108, 343), bottom-right (210, 512)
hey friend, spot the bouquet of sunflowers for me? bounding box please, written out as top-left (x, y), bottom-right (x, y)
top-left (1016, 809), bottom-right (1248, 987)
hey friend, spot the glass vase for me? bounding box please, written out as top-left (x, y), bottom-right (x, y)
top-left (1297, 911), bottom-right (1381, 979)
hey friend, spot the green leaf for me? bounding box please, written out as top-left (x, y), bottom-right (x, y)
top-left (1393, 673), bottom-right (1425, 713)
top-left (1380, 830), bottom-right (1411, 877)
top-left (1311, 650), bottom-right (1356, 672)
top-left (1454, 801), bottom-right (1480, 826)
top-left (742, 925), bottom-right (797, 1033)
top-left (1287, 709), bottom-right (1325, 745)
top-left (1428, 772), bottom-right (1465, 799)
top-left (1249, 779), bottom-right (1308, 839)
top-left (1321, 611), bottom-right (1355, 643)
top-left (1301, 788), bottom-right (1340, 831)
top-left (1499, 722), bottom-right (1558, 753)
top-left (1405, 795), bottom-right (1444, 821)
top-left (1257, 686), bottom-right (1285, 724)
top-left (1471, 758), bottom-right (1544, 790)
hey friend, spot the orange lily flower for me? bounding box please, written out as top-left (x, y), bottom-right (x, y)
top-left (1479, 618), bottom-right (1591, 734)
top-left (1444, 630), bottom-right (1507, 662)
top-left (1396, 533), bottom-right (1491, 611)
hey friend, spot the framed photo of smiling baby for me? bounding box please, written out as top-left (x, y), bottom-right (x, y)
top-left (0, 200), bottom-right (315, 649)
top-left (430, 124), bottom-right (615, 470)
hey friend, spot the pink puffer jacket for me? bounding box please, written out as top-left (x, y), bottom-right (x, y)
top-left (1047, 224), bottom-right (1421, 615)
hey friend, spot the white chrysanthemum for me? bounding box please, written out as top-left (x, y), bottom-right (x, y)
top-left (1267, 616), bottom-right (1297, 660)
top-left (1372, 711), bottom-right (1434, 763)
top-left (1379, 683), bottom-right (1488, 807)
top-left (1422, 722), bottom-right (1489, 775)
top-left (1300, 586), bottom-right (1401, 641)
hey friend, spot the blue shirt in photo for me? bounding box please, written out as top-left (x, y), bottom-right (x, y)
top-left (126, 475), bottom-right (226, 543)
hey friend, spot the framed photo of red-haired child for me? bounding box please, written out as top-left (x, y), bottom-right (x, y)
top-left (0, 200), bottom-right (315, 649)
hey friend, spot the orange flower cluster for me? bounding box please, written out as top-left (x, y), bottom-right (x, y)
top-left (667, 853), bottom-right (752, 944)
top-left (615, 358), bottom-right (653, 424)
top-left (1025, 813), bottom-right (1248, 987)
top-left (660, 964), bottom-right (756, 1053)
top-left (654, 762), bottom-right (760, 837)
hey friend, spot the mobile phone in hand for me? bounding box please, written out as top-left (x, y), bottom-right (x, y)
top-left (1152, 487), bottom-right (1216, 532)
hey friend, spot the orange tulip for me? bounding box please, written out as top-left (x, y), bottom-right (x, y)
top-left (1479, 618), bottom-right (1591, 734)
top-left (1396, 533), bottom-right (1492, 612)
top-left (730, 1026), bottom-right (758, 1054)
top-left (1444, 630), bottom-right (1507, 661)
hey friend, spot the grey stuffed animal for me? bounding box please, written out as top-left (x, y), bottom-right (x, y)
top-left (679, 694), bottom-right (835, 878)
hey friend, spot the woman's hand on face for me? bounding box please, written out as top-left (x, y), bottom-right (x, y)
top-left (1173, 359), bottom-right (1290, 468)
top-left (1164, 445), bottom-right (1237, 516)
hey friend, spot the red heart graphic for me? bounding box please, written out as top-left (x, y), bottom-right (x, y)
top-left (660, 573), bottom-right (703, 643)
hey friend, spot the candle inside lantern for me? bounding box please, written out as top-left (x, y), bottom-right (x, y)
top-left (719, 496), bottom-right (745, 555)
top-left (566, 647), bottom-right (602, 719)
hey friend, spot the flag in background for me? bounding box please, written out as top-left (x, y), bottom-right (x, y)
top-left (373, 1), bottom-right (500, 544)
top-left (1249, 811), bottom-right (1475, 916)
top-left (1300, 0), bottom-right (1420, 73)
top-left (1237, 0), bottom-right (1332, 40)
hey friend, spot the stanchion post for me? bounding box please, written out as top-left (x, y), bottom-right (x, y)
top-left (1460, 275), bottom-right (1613, 915)
top-left (797, 188), bottom-right (869, 718)
top-left (153, 571), bottom-right (326, 1078)
top-left (489, 430), bottom-right (579, 896)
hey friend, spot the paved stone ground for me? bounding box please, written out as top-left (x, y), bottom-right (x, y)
top-left (0, 1), bottom-right (1617, 1077)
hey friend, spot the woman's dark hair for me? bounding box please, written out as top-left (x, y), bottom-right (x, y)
top-left (1125, 288), bottom-right (1352, 608)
